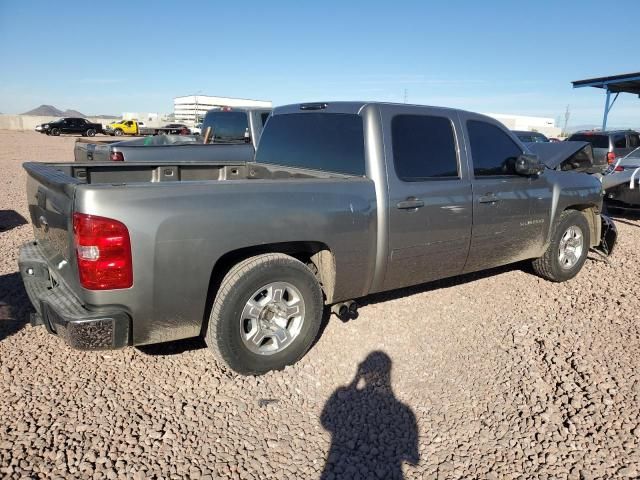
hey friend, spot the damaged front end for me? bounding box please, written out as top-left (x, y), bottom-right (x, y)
top-left (596, 214), bottom-right (617, 256)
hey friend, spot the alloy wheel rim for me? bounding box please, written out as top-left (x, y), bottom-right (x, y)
top-left (558, 225), bottom-right (584, 270)
top-left (239, 282), bottom-right (305, 355)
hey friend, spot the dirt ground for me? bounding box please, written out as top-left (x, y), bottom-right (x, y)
top-left (0, 130), bottom-right (639, 479)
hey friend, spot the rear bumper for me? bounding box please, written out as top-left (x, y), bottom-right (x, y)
top-left (18, 241), bottom-right (131, 350)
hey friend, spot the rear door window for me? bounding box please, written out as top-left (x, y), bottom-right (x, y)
top-left (255, 113), bottom-right (365, 175)
top-left (613, 134), bottom-right (626, 148)
top-left (391, 114), bottom-right (459, 180)
top-left (628, 133), bottom-right (640, 149)
top-left (467, 120), bottom-right (523, 176)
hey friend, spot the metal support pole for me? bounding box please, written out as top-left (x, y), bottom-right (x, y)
top-left (602, 89), bottom-right (611, 131)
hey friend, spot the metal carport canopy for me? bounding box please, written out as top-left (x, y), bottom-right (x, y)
top-left (572, 72), bottom-right (640, 130)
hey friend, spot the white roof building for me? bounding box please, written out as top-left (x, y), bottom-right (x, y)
top-left (484, 112), bottom-right (561, 137)
top-left (174, 95), bottom-right (272, 125)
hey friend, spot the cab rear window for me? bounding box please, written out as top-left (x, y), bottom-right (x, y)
top-left (255, 113), bottom-right (365, 175)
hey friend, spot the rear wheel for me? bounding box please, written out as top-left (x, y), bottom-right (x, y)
top-left (205, 253), bottom-right (324, 375)
top-left (532, 210), bottom-right (590, 282)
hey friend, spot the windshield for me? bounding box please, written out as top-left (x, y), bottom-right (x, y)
top-left (625, 146), bottom-right (640, 158)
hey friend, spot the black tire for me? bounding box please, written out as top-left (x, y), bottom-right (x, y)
top-left (114, 129), bottom-right (123, 136)
top-left (532, 210), bottom-right (590, 282)
top-left (50, 128), bottom-right (60, 136)
top-left (205, 253), bottom-right (324, 375)
top-left (86, 128), bottom-right (96, 137)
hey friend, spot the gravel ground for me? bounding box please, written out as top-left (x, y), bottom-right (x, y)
top-left (1, 130), bottom-right (639, 479)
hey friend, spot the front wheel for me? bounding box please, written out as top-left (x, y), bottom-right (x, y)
top-left (86, 128), bottom-right (96, 137)
top-left (114, 129), bottom-right (123, 136)
top-left (532, 210), bottom-right (590, 282)
top-left (50, 128), bottom-right (60, 136)
top-left (205, 253), bottom-right (324, 375)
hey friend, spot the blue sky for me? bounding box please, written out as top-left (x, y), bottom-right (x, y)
top-left (1, 0), bottom-right (639, 128)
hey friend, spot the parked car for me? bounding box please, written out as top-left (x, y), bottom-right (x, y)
top-left (42, 117), bottom-right (103, 137)
top-left (19, 101), bottom-right (616, 375)
top-left (104, 120), bottom-right (154, 136)
top-left (602, 147), bottom-right (640, 210)
top-left (74, 108), bottom-right (271, 162)
top-left (104, 120), bottom-right (192, 136)
top-left (512, 130), bottom-right (550, 143)
top-left (567, 130), bottom-right (640, 166)
top-left (200, 107), bottom-right (271, 144)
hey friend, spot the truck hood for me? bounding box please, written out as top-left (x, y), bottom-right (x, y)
top-left (524, 141), bottom-right (597, 170)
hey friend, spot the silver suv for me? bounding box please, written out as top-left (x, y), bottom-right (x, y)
top-left (568, 130), bottom-right (640, 165)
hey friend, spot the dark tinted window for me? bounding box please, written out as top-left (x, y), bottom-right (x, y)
top-left (532, 133), bottom-right (549, 143)
top-left (517, 134), bottom-right (534, 142)
top-left (392, 114), bottom-right (458, 180)
top-left (629, 134), bottom-right (640, 148)
top-left (202, 111), bottom-right (248, 143)
top-left (261, 112), bottom-right (270, 125)
top-left (568, 133), bottom-right (609, 149)
top-left (467, 120), bottom-right (523, 176)
top-left (255, 113), bottom-right (365, 175)
top-left (613, 134), bottom-right (626, 148)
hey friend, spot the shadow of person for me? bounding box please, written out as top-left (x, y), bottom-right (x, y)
top-left (320, 351), bottom-right (419, 480)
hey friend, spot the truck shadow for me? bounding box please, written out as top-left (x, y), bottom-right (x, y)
top-left (137, 337), bottom-right (207, 356)
top-left (0, 210), bottom-right (28, 232)
top-left (358, 262), bottom-right (527, 309)
top-left (0, 272), bottom-right (32, 342)
top-left (320, 351), bottom-right (419, 479)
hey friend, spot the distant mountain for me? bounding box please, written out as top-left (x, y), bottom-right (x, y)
top-left (62, 109), bottom-right (86, 118)
top-left (19, 104), bottom-right (118, 119)
top-left (21, 104), bottom-right (65, 116)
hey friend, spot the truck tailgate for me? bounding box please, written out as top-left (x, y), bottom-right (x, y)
top-left (24, 162), bottom-right (79, 287)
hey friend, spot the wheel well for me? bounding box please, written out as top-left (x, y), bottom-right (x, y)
top-left (563, 205), bottom-right (599, 248)
top-left (200, 242), bottom-right (336, 335)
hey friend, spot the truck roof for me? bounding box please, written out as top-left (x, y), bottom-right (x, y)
top-left (273, 101), bottom-right (500, 124)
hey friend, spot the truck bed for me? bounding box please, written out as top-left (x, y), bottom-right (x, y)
top-left (22, 160), bottom-right (374, 346)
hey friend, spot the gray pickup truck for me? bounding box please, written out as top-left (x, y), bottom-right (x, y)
top-left (74, 108), bottom-right (271, 163)
top-left (19, 102), bottom-right (617, 375)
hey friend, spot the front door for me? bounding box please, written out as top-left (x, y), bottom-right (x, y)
top-left (460, 115), bottom-right (542, 273)
top-left (382, 107), bottom-right (473, 291)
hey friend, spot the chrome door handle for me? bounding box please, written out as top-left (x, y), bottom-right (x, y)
top-left (396, 198), bottom-right (425, 210)
top-left (478, 193), bottom-right (499, 204)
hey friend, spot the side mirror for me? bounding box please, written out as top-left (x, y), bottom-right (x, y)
top-left (515, 154), bottom-right (544, 176)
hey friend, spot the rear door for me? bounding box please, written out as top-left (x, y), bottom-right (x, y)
top-left (460, 114), bottom-right (543, 273)
top-left (382, 106), bottom-right (473, 290)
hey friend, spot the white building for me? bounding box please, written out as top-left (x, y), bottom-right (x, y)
top-left (484, 112), bottom-right (561, 137)
top-left (174, 95), bottom-right (272, 125)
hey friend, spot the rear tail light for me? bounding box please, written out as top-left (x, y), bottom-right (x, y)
top-left (110, 152), bottom-right (124, 161)
top-left (615, 165), bottom-right (625, 172)
top-left (73, 213), bottom-right (132, 290)
top-left (607, 152), bottom-right (616, 164)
